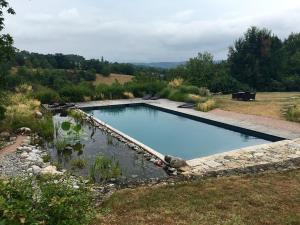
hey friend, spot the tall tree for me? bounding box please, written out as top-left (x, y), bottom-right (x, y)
top-left (228, 27), bottom-right (283, 90)
top-left (0, 0), bottom-right (15, 120)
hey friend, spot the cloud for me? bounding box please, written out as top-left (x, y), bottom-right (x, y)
top-left (5, 0), bottom-right (300, 62)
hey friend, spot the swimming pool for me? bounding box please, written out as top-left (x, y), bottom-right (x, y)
top-left (84, 104), bottom-right (274, 160)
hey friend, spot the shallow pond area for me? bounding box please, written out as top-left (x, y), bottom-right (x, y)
top-left (47, 115), bottom-right (168, 182)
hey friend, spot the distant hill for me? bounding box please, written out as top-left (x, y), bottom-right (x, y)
top-left (134, 62), bottom-right (186, 69)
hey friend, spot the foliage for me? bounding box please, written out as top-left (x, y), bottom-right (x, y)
top-left (42, 154), bottom-right (51, 163)
top-left (0, 90), bottom-right (54, 140)
top-left (285, 105), bottom-right (300, 122)
top-left (33, 87), bottom-right (61, 104)
top-left (68, 109), bottom-right (86, 124)
top-left (0, 175), bottom-right (94, 225)
top-left (196, 99), bottom-right (217, 112)
top-left (89, 154), bottom-right (121, 183)
top-left (0, 104), bottom-right (5, 121)
top-left (54, 138), bottom-right (68, 152)
top-left (123, 91), bottom-right (134, 99)
top-left (70, 158), bottom-right (87, 169)
top-left (228, 27), bottom-right (283, 90)
top-left (168, 78), bottom-right (184, 88)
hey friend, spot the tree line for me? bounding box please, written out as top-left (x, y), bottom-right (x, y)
top-left (167, 27), bottom-right (300, 92)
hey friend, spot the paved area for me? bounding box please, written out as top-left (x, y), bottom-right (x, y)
top-left (77, 99), bottom-right (300, 176)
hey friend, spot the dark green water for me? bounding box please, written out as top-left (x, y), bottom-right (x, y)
top-left (85, 105), bottom-right (270, 160)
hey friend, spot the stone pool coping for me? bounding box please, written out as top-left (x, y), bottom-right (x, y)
top-left (74, 99), bottom-right (300, 175)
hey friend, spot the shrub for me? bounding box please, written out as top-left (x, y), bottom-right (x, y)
top-left (0, 176), bottom-right (94, 225)
top-left (167, 89), bottom-right (188, 102)
top-left (70, 158), bottom-right (87, 169)
top-left (123, 91), bottom-right (134, 99)
top-left (178, 85), bottom-right (200, 94)
top-left (196, 99), bottom-right (217, 112)
top-left (0, 105), bottom-right (5, 121)
top-left (186, 94), bottom-right (207, 103)
top-left (168, 78), bottom-right (184, 88)
top-left (198, 87), bottom-right (211, 96)
top-left (33, 87), bottom-right (61, 104)
top-left (285, 105), bottom-right (300, 122)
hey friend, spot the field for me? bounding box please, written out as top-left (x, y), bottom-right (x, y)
top-left (94, 169), bottom-right (300, 225)
top-left (93, 73), bottom-right (133, 85)
top-left (213, 92), bottom-right (300, 120)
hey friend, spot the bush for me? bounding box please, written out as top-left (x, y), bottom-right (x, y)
top-left (178, 85), bottom-right (201, 95)
top-left (186, 94), bottom-right (207, 103)
top-left (0, 105), bottom-right (5, 121)
top-left (167, 89), bottom-right (188, 102)
top-left (0, 176), bottom-right (94, 225)
top-left (123, 91), bottom-right (134, 99)
top-left (196, 99), bottom-right (217, 112)
top-left (286, 105), bottom-right (300, 122)
top-left (34, 87), bottom-right (61, 104)
top-left (168, 78), bottom-right (184, 88)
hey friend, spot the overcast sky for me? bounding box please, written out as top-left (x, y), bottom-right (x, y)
top-left (4, 0), bottom-right (300, 62)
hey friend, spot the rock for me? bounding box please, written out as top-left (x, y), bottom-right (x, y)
top-left (41, 166), bottom-right (63, 175)
top-left (150, 158), bottom-right (156, 163)
top-left (64, 146), bottom-right (73, 151)
top-left (35, 111), bottom-right (43, 118)
top-left (0, 132), bottom-right (10, 139)
top-left (165, 155), bottom-right (188, 169)
top-left (31, 165), bottom-right (42, 174)
top-left (154, 159), bottom-right (163, 167)
top-left (20, 152), bottom-right (29, 159)
top-left (18, 127), bottom-right (31, 135)
top-left (9, 136), bottom-right (17, 142)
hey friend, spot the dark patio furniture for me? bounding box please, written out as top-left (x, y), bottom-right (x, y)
top-left (150, 95), bottom-right (161, 100)
top-left (178, 103), bottom-right (196, 108)
top-left (232, 91), bottom-right (256, 101)
top-left (142, 94), bottom-right (153, 100)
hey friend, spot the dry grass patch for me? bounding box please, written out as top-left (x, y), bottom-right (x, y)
top-left (94, 169), bottom-right (300, 225)
top-left (214, 92), bottom-right (300, 120)
top-left (93, 74), bottom-right (133, 85)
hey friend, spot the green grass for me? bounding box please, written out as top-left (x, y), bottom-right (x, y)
top-left (94, 169), bottom-right (300, 225)
top-left (70, 158), bottom-right (87, 169)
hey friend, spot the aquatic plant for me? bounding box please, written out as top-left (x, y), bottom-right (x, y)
top-left (68, 109), bottom-right (86, 124)
top-left (89, 154), bottom-right (121, 182)
top-left (42, 154), bottom-right (51, 163)
top-left (107, 135), bottom-right (113, 145)
top-left (54, 138), bottom-right (68, 152)
top-left (70, 158), bottom-right (87, 169)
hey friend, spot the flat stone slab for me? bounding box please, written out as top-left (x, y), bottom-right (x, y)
top-left (187, 139), bottom-right (300, 175)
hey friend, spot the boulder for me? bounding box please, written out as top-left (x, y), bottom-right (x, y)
top-left (41, 166), bottom-right (63, 175)
top-left (165, 155), bottom-right (188, 169)
top-left (35, 111), bottom-right (43, 118)
top-left (0, 131), bottom-right (10, 139)
top-left (18, 127), bottom-right (31, 135)
top-left (31, 165), bottom-right (42, 175)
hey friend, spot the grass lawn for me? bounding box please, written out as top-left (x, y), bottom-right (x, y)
top-left (213, 92), bottom-right (300, 120)
top-left (94, 169), bottom-right (300, 225)
top-left (93, 73), bottom-right (133, 85)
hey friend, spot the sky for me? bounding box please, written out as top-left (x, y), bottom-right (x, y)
top-left (3, 0), bottom-right (300, 62)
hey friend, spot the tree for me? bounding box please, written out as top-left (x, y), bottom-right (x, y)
top-left (228, 27), bottom-right (283, 90)
top-left (0, 0), bottom-right (15, 120)
top-left (185, 52), bottom-right (215, 87)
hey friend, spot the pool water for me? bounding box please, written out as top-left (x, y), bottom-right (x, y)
top-left (85, 105), bottom-right (271, 160)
